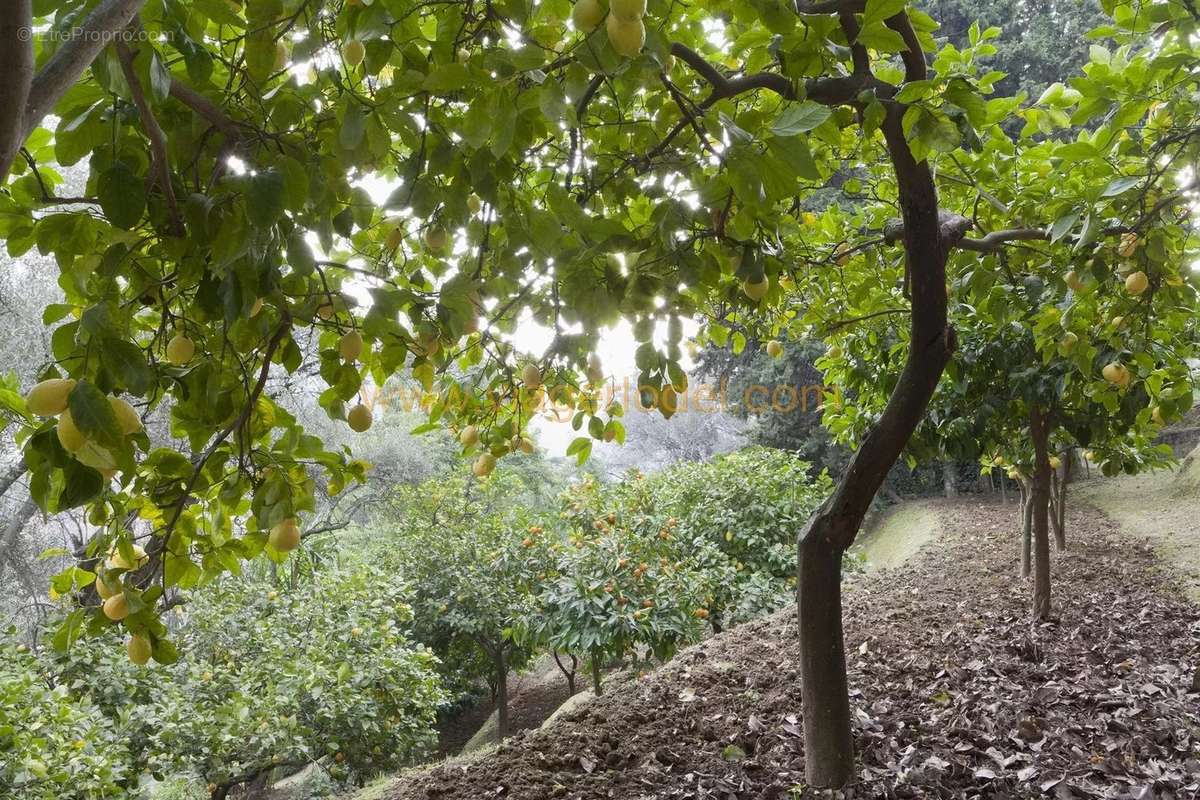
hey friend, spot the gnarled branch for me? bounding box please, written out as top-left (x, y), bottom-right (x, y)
top-left (0, 0), bottom-right (149, 180)
top-left (24, 0), bottom-right (148, 138)
top-left (0, 1), bottom-right (35, 181)
top-left (669, 42), bottom-right (894, 109)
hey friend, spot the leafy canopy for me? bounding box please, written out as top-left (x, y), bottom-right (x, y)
top-left (1, 0), bottom-right (1196, 649)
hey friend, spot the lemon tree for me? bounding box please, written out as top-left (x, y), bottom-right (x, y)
top-left (811, 14), bottom-right (1198, 622)
top-left (1, 0), bottom-right (1197, 787)
top-left (0, 638), bottom-right (133, 800)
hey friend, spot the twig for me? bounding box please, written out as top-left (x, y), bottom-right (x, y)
top-left (115, 40), bottom-right (183, 234)
top-left (159, 316), bottom-right (292, 541)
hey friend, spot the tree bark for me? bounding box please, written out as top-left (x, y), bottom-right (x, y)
top-left (1055, 453), bottom-right (1070, 551)
top-left (795, 98), bottom-right (955, 789)
top-left (0, 1), bottom-right (34, 182)
top-left (0, 0), bottom-right (151, 179)
top-left (797, 537), bottom-right (852, 786)
top-left (590, 647), bottom-right (603, 697)
top-left (0, 459), bottom-right (28, 500)
top-left (1048, 469), bottom-right (1062, 548)
top-left (1029, 406), bottom-right (1053, 621)
top-left (495, 648), bottom-right (509, 742)
top-left (552, 651), bottom-right (578, 695)
top-left (0, 497), bottom-right (38, 589)
top-left (1019, 479), bottom-right (1033, 579)
top-left (943, 462), bottom-right (956, 497)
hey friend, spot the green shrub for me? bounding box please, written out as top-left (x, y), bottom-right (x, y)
top-left (147, 567), bottom-right (444, 794)
top-left (0, 637), bottom-right (134, 799)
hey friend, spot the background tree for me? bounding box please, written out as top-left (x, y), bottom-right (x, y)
top-left (354, 468), bottom-right (552, 741)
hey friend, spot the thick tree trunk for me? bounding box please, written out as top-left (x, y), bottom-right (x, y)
top-left (1029, 406), bottom-right (1053, 621)
top-left (795, 97), bottom-right (957, 788)
top-left (0, 497), bottom-right (38, 590)
top-left (0, 2), bottom-right (34, 182)
top-left (797, 538), bottom-right (853, 786)
top-left (495, 649), bottom-right (509, 742)
top-left (0, 0), bottom-right (150, 180)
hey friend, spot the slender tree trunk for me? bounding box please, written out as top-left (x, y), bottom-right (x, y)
top-left (552, 651), bottom-right (578, 695)
top-left (943, 462), bottom-right (956, 497)
top-left (495, 649), bottom-right (509, 742)
top-left (1055, 454), bottom-right (1070, 551)
top-left (590, 647), bottom-right (603, 697)
top-left (1019, 480), bottom-right (1033, 579)
top-left (1029, 406), bottom-right (1053, 621)
top-left (1049, 469), bottom-right (1063, 547)
top-left (1000, 472), bottom-right (1008, 504)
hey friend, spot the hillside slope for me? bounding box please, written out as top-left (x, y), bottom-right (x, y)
top-left (385, 498), bottom-right (1200, 799)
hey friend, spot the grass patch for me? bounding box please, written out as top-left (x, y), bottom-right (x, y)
top-left (1074, 470), bottom-right (1200, 601)
top-left (852, 501), bottom-right (941, 571)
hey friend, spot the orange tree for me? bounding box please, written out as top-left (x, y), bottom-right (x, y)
top-left (2, 0), bottom-right (1197, 787)
top-left (353, 468), bottom-right (551, 740)
top-left (527, 474), bottom-right (723, 696)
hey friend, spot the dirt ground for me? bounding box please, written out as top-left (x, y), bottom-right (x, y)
top-left (383, 496), bottom-right (1200, 799)
top-left (436, 656), bottom-right (579, 757)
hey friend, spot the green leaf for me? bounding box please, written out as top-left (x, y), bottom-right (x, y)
top-left (1100, 176), bottom-right (1140, 197)
top-left (340, 103), bottom-right (368, 150)
top-left (856, 23), bottom-right (907, 51)
top-left (67, 380), bottom-right (122, 451)
top-left (862, 0), bottom-right (907, 28)
top-left (50, 609), bottom-right (87, 651)
top-left (771, 102), bottom-right (831, 137)
top-left (246, 169), bottom-right (286, 227)
top-left (152, 637), bottom-right (180, 665)
top-left (58, 460), bottom-right (103, 509)
top-left (97, 164), bottom-right (146, 229)
top-left (423, 64), bottom-right (471, 93)
top-left (102, 338), bottom-right (154, 396)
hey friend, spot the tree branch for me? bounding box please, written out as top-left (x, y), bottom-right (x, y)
top-left (116, 40), bottom-right (183, 234)
top-left (0, 0), bottom-right (35, 181)
top-left (795, 0), bottom-right (865, 12)
top-left (23, 0), bottom-right (148, 139)
top-left (169, 80), bottom-right (243, 139)
top-left (884, 12), bottom-right (926, 83)
top-left (0, 459), bottom-right (28, 500)
top-left (159, 317), bottom-right (292, 542)
top-left (957, 228), bottom-right (1049, 252)
top-left (669, 42), bottom-right (892, 108)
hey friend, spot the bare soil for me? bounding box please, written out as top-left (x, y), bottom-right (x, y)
top-left (434, 657), bottom-right (578, 757)
top-left (384, 497), bottom-right (1200, 799)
